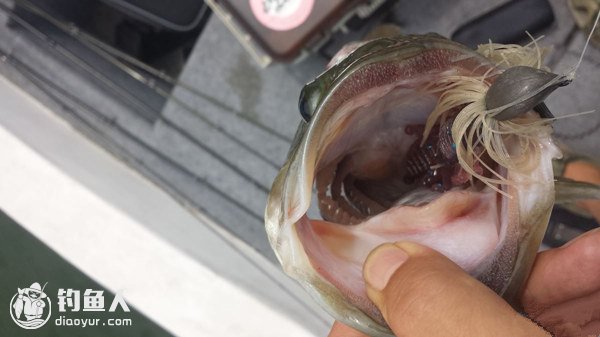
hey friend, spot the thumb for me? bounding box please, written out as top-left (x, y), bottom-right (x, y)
top-left (363, 242), bottom-right (549, 337)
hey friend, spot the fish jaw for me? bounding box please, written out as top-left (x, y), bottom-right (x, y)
top-left (499, 136), bottom-right (561, 306)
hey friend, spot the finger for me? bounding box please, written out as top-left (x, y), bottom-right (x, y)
top-left (522, 227), bottom-right (600, 313)
top-left (363, 242), bottom-right (549, 337)
top-left (327, 321), bottom-right (369, 337)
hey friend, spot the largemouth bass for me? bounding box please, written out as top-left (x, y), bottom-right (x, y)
top-left (265, 33), bottom-right (595, 336)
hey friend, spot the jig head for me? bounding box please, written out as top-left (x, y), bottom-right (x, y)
top-left (485, 66), bottom-right (572, 121)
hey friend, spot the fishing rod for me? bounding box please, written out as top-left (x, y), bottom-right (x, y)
top-left (1, 2), bottom-right (158, 122)
top-left (13, 0), bottom-right (293, 143)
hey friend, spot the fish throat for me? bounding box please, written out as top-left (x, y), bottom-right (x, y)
top-left (315, 91), bottom-right (503, 227)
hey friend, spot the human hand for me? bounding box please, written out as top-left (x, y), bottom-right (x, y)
top-left (329, 230), bottom-right (600, 337)
top-left (521, 227), bottom-right (600, 336)
top-left (329, 241), bottom-right (549, 337)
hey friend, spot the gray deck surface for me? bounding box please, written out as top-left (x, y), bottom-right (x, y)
top-left (0, 0), bottom-right (599, 333)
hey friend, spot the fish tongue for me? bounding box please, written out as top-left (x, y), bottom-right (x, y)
top-left (305, 190), bottom-right (502, 281)
top-left (298, 188), bottom-right (503, 327)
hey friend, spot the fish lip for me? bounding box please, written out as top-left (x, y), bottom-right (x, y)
top-left (299, 33), bottom-right (494, 123)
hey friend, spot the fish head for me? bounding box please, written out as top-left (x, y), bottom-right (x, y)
top-left (265, 34), bottom-right (561, 336)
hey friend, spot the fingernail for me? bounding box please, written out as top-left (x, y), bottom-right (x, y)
top-left (364, 244), bottom-right (409, 291)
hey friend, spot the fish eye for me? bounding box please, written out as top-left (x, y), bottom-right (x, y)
top-left (298, 80), bottom-right (325, 123)
top-left (298, 86), bottom-right (314, 122)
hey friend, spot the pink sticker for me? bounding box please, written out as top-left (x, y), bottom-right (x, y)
top-left (250, 0), bottom-right (314, 31)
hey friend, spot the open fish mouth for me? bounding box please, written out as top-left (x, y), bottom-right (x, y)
top-left (298, 76), bottom-right (510, 326)
top-left (266, 34), bottom-right (559, 336)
